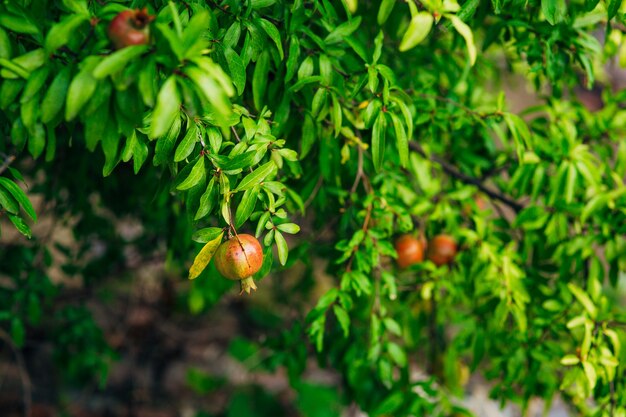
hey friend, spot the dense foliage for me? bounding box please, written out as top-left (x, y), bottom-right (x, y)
top-left (2, 0), bottom-right (626, 416)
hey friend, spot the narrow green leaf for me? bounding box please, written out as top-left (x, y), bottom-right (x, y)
top-left (449, 15), bottom-right (477, 66)
top-left (235, 161), bottom-right (276, 192)
top-left (177, 157), bottom-right (206, 190)
top-left (0, 186), bottom-right (19, 214)
top-left (568, 283), bottom-right (598, 319)
top-left (0, 177), bottom-right (36, 221)
top-left (378, 0), bottom-right (396, 25)
top-left (542, 0), bottom-right (567, 25)
top-left (45, 14), bottom-right (88, 53)
top-left (65, 57), bottom-right (100, 121)
top-left (560, 354), bottom-right (580, 365)
top-left (235, 186), bottom-right (259, 228)
top-left (390, 113), bottom-right (408, 168)
top-left (150, 76), bottom-right (181, 139)
top-left (195, 178), bottom-right (217, 220)
top-left (257, 18), bottom-right (284, 59)
top-left (372, 113), bottom-right (386, 172)
top-left (8, 213), bottom-right (31, 238)
top-left (333, 305), bottom-right (350, 337)
top-left (387, 342), bottom-right (407, 367)
top-left (192, 226), bottom-right (223, 243)
top-left (564, 163), bottom-right (577, 203)
top-left (93, 45), bottom-right (148, 79)
top-left (253, 50), bottom-right (270, 111)
top-left (276, 223), bottom-right (300, 234)
top-left (41, 67), bottom-right (71, 123)
top-left (274, 230), bottom-right (288, 265)
top-left (325, 16), bottom-right (362, 45)
top-left (174, 123), bottom-right (199, 162)
top-left (224, 47), bottom-right (246, 96)
top-left (399, 12), bottom-right (433, 52)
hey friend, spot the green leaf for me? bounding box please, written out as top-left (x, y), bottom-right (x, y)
top-left (399, 12), bottom-right (433, 52)
top-left (325, 16), bottom-right (362, 45)
top-left (274, 230), bottom-right (288, 265)
top-left (449, 15), bottom-right (477, 66)
top-left (0, 13), bottom-right (39, 35)
top-left (560, 354), bottom-right (580, 365)
top-left (0, 177), bottom-right (36, 221)
top-left (223, 47), bottom-right (246, 96)
top-left (216, 151), bottom-right (257, 171)
top-left (564, 163), bottom-right (577, 203)
top-left (372, 113), bottom-right (386, 172)
top-left (65, 57), bottom-right (100, 121)
top-left (383, 318), bottom-right (402, 336)
top-left (568, 283), bottom-right (597, 319)
top-left (387, 342), bottom-right (407, 367)
top-left (581, 194), bottom-right (607, 223)
top-left (608, 0), bottom-right (622, 19)
top-left (333, 305), bottom-right (350, 337)
top-left (195, 178), bottom-right (217, 220)
top-left (174, 123), bottom-right (199, 162)
top-left (251, 0), bottom-right (276, 8)
top-left (253, 50), bottom-right (270, 111)
top-left (150, 76), bottom-right (181, 139)
top-left (177, 157), bottom-right (206, 190)
top-left (276, 223), bottom-right (300, 234)
top-left (378, 0), bottom-right (396, 25)
top-left (45, 14), bottom-right (88, 53)
top-left (235, 161), bottom-right (276, 192)
top-left (256, 18), bottom-right (284, 60)
top-left (390, 113), bottom-right (408, 168)
top-left (8, 213), bottom-right (31, 238)
top-left (582, 362), bottom-right (597, 390)
top-left (21, 66), bottom-right (49, 103)
top-left (184, 66), bottom-right (232, 119)
top-left (41, 67), bottom-right (71, 123)
top-left (542, 0), bottom-right (567, 25)
top-left (0, 186), bottom-right (19, 214)
top-left (93, 45), bottom-right (148, 79)
top-left (235, 186), bottom-right (259, 228)
top-left (192, 227), bottom-right (224, 243)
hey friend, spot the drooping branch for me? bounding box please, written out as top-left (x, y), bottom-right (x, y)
top-left (408, 141), bottom-right (524, 213)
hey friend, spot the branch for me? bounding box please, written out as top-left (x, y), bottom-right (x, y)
top-left (409, 141), bottom-right (524, 213)
top-left (0, 154), bottom-right (16, 175)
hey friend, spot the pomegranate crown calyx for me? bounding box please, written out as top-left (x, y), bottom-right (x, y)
top-left (130, 8), bottom-right (156, 29)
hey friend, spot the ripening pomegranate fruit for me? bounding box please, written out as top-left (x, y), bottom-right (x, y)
top-left (394, 234), bottom-right (424, 269)
top-left (427, 234), bottom-right (457, 266)
top-left (214, 234), bottom-right (264, 294)
top-left (107, 8), bottom-right (155, 49)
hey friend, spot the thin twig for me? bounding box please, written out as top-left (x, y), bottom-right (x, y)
top-left (231, 126), bottom-right (241, 143)
top-left (303, 175), bottom-right (324, 209)
top-left (0, 155), bottom-right (16, 175)
top-left (350, 145), bottom-right (364, 194)
top-left (0, 328), bottom-right (31, 417)
top-left (409, 142), bottom-right (524, 212)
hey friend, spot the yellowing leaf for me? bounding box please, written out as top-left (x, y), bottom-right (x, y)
top-left (399, 12), bottom-right (433, 52)
top-left (188, 231), bottom-right (224, 280)
top-left (449, 15), bottom-right (477, 66)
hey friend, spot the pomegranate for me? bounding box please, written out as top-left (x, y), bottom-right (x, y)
top-left (427, 234), bottom-right (457, 266)
top-left (107, 8), bottom-right (155, 49)
top-left (394, 234), bottom-right (424, 269)
top-left (214, 234), bottom-right (264, 294)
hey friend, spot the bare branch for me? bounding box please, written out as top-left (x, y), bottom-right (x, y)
top-left (409, 141), bottom-right (524, 213)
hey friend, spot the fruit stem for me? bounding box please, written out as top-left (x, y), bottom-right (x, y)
top-left (239, 277), bottom-right (257, 295)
